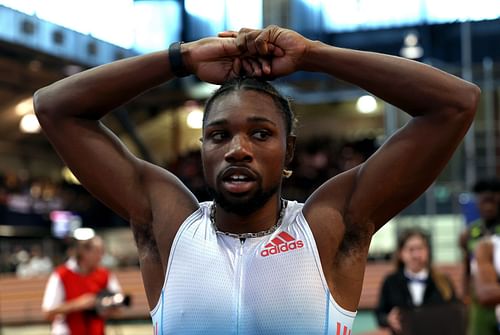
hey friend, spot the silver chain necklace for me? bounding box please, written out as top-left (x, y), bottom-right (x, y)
top-left (210, 199), bottom-right (287, 239)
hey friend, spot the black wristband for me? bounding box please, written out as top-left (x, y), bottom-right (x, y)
top-left (168, 41), bottom-right (190, 78)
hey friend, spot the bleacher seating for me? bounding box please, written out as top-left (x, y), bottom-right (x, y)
top-left (0, 263), bottom-right (463, 326)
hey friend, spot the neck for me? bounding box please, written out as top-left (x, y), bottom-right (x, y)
top-left (77, 260), bottom-right (93, 274)
top-left (213, 196), bottom-right (283, 234)
top-left (405, 267), bottom-right (428, 276)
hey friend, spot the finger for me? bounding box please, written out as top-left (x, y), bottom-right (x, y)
top-left (218, 30), bottom-right (238, 38)
top-left (257, 57), bottom-right (271, 75)
top-left (242, 59), bottom-right (254, 76)
top-left (270, 45), bottom-right (285, 57)
top-left (255, 34), bottom-right (269, 55)
top-left (242, 58), bottom-right (262, 77)
top-left (236, 28), bottom-right (261, 55)
top-left (232, 57), bottom-right (241, 77)
top-left (247, 58), bottom-right (263, 77)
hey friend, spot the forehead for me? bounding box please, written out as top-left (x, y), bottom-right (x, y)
top-left (205, 90), bottom-right (284, 127)
top-left (403, 235), bottom-right (426, 248)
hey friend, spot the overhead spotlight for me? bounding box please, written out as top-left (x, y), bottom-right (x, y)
top-left (400, 31), bottom-right (424, 59)
top-left (356, 95), bottom-right (378, 114)
top-left (184, 101), bottom-right (204, 129)
top-left (73, 227), bottom-right (95, 241)
top-left (15, 97), bottom-right (34, 116)
top-left (186, 108), bottom-right (204, 129)
top-left (19, 114), bottom-right (41, 133)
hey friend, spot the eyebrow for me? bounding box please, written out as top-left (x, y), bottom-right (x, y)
top-left (205, 116), bottom-right (277, 128)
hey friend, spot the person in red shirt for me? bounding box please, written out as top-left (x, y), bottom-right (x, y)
top-left (42, 235), bottom-right (122, 335)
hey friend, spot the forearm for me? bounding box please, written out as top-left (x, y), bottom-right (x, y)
top-left (476, 284), bottom-right (500, 306)
top-left (302, 41), bottom-right (479, 116)
top-left (44, 299), bottom-right (91, 319)
top-left (34, 50), bottom-right (173, 120)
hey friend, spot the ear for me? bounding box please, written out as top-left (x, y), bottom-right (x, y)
top-left (285, 135), bottom-right (296, 166)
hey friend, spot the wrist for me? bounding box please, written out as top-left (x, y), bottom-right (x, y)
top-left (299, 40), bottom-right (329, 72)
top-left (168, 42), bottom-right (190, 77)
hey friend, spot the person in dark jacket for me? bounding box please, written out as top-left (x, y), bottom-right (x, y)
top-left (375, 228), bottom-right (457, 334)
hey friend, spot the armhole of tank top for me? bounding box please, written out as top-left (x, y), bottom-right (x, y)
top-left (296, 210), bottom-right (357, 317)
top-left (149, 203), bottom-right (208, 315)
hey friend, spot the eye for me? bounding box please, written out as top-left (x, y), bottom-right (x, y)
top-left (252, 130), bottom-right (271, 141)
top-left (208, 131), bottom-right (229, 142)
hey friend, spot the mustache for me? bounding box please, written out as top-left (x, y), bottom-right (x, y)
top-left (218, 165), bottom-right (259, 181)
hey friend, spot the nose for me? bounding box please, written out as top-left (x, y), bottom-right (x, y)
top-left (224, 135), bottom-right (252, 163)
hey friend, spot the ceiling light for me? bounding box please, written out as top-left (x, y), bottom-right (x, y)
top-left (400, 31), bottom-right (424, 59)
top-left (15, 97), bottom-right (34, 116)
top-left (186, 108), bottom-right (204, 129)
top-left (19, 113), bottom-right (41, 133)
top-left (356, 95), bottom-right (378, 114)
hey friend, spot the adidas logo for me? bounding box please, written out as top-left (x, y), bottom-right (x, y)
top-left (260, 231), bottom-right (304, 257)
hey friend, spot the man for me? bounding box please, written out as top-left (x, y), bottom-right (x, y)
top-left (42, 235), bottom-right (123, 335)
top-left (34, 25), bottom-right (479, 334)
top-left (460, 178), bottom-right (500, 335)
top-left (473, 234), bottom-right (500, 334)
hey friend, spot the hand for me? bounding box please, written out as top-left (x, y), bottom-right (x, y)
top-left (72, 293), bottom-right (97, 311)
top-left (183, 37), bottom-right (242, 84)
top-left (387, 307), bottom-right (402, 334)
top-left (220, 25), bottom-right (309, 79)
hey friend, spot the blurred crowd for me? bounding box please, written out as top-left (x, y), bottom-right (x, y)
top-left (0, 136), bottom-right (377, 276)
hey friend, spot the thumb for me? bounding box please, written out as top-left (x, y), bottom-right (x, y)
top-left (268, 44), bottom-right (285, 57)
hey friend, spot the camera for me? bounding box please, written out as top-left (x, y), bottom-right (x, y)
top-left (95, 290), bottom-right (132, 312)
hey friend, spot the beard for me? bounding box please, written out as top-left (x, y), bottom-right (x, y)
top-left (206, 183), bottom-right (280, 216)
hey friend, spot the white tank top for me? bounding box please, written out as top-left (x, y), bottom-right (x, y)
top-left (150, 200), bottom-right (356, 334)
top-left (491, 235), bottom-right (500, 277)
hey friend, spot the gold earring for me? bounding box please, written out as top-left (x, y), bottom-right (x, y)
top-left (283, 169), bottom-right (293, 178)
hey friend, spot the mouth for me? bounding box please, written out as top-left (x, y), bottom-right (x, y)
top-left (220, 166), bottom-right (258, 194)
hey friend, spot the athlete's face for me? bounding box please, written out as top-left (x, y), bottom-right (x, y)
top-left (201, 90), bottom-right (293, 214)
top-left (400, 235), bottom-right (429, 273)
top-left (476, 191), bottom-right (499, 222)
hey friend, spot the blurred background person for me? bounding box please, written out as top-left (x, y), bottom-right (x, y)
top-left (375, 228), bottom-right (458, 334)
top-left (471, 233), bottom-right (500, 335)
top-left (41, 234), bottom-right (123, 335)
top-left (459, 177), bottom-right (500, 335)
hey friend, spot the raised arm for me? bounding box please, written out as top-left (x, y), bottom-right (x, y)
top-left (34, 37), bottom-right (242, 221)
top-left (234, 25), bottom-right (479, 310)
top-left (234, 26), bottom-right (479, 231)
top-left (34, 37), bottom-right (242, 307)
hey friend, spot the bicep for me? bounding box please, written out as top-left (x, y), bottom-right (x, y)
top-left (39, 116), bottom-right (151, 221)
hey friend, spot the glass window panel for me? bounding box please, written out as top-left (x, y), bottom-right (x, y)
top-left (226, 0), bottom-right (262, 31)
top-left (133, 1), bottom-right (181, 53)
